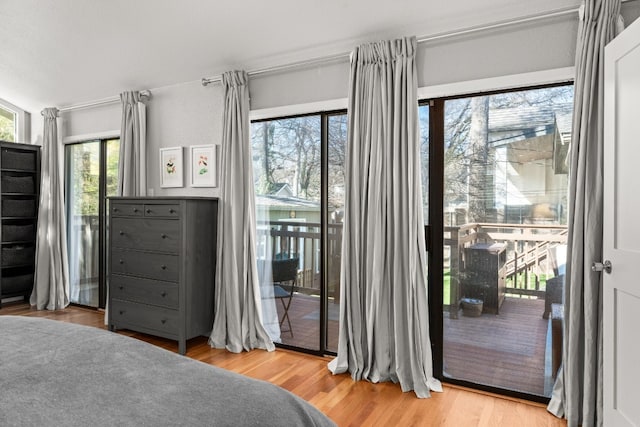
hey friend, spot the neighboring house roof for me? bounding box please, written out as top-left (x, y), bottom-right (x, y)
top-left (256, 194), bottom-right (319, 211)
top-left (272, 183), bottom-right (294, 197)
top-left (488, 103), bottom-right (573, 148)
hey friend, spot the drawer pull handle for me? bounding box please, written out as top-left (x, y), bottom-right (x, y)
top-left (133, 208), bottom-right (139, 213)
top-left (119, 230), bottom-right (124, 236)
top-left (161, 319), bottom-right (167, 324)
top-left (119, 259), bottom-right (124, 264)
top-left (161, 291), bottom-right (167, 297)
top-left (146, 209), bottom-right (151, 214)
top-left (118, 286), bottom-right (124, 290)
top-left (113, 208), bottom-right (119, 213)
top-left (169, 209), bottom-right (176, 214)
top-left (161, 233), bottom-right (167, 239)
top-left (119, 310), bottom-right (125, 315)
top-left (161, 265), bottom-right (167, 270)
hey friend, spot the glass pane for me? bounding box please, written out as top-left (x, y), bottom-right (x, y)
top-left (419, 104), bottom-right (429, 224)
top-left (106, 139), bottom-right (120, 196)
top-left (326, 113), bottom-right (347, 352)
top-left (418, 103), bottom-right (431, 308)
top-left (252, 116), bottom-right (321, 351)
top-left (0, 106), bottom-right (16, 142)
top-left (67, 141), bottom-right (100, 307)
top-left (442, 85), bottom-right (573, 396)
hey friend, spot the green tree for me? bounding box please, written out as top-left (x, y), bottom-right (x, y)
top-left (251, 116), bottom-right (321, 201)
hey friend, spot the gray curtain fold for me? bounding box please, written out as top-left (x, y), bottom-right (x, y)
top-left (105, 91), bottom-right (147, 324)
top-left (31, 107), bottom-right (69, 310)
top-left (547, 1), bottom-right (623, 425)
top-left (209, 70), bottom-right (275, 353)
top-left (328, 37), bottom-right (442, 398)
top-left (118, 91), bottom-right (147, 197)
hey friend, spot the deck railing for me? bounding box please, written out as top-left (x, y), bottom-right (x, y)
top-left (445, 222), bottom-right (568, 313)
top-left (256, 220), bottom-right (342, 297)
top-left (254, 220), bottom-right (568, 309)
top-left (68, 215), bottom-right (100, 286)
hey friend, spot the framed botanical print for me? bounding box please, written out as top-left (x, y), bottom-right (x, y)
top-left (190, 145), bottom-right (217, 187)
top-left (160, 147), bottom-right (183, 188)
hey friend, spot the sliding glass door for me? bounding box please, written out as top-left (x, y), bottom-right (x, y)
top-left (248, 82), bottom-right (573, 402)
top-left (251, 112), bottom-right (346, 354)
top-left (325, 112), bottom-right (348, 353)
top-left (423, 84), bottom-right (574, 400)
top-left (65, 138), bottom-right (119, 308)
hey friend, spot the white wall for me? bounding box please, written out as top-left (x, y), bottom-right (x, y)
top-left (51, 4), bottom-right (640, 194)
top-left (250, 13), bottom-right (578, 110)
top-left (57, 80), bottom-right (224, 198)
top-left (144, 80), bottom-right (224, 197)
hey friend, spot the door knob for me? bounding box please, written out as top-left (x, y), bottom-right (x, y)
top-left (591, 260), bottom-right (612, 274)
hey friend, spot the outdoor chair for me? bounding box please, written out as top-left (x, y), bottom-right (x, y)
top-left (269, 257), bottom-right (299, 337)
top-left (543, 275), bottom-right (564, 319)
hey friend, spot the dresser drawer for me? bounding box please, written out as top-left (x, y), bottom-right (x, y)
top-left (111, 249), bottom-right (179, 282)
top-left (111, 203), bottom-right (144, 217)
top-left (110, 274), bottom-right (179, 309)
top-left (112, 218), bottom-right (180, 253)
top-left (111, 299), bottom-right (179, 336)
top-left (143, 204), bottom-right (181, 218)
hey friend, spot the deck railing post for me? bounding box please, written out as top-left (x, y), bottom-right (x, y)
top-left (514, 247), bottom-right (519, 289)
top-left (450, 226), bottom-right (460, 320)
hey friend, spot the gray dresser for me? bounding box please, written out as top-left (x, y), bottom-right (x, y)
top-left (107, 197), bottom-right (218, 355)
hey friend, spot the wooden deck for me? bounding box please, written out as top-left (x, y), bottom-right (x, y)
top-left (279, 294), bottom-right (554, 397)
top-left (444, 297), bottom-right (551, 396)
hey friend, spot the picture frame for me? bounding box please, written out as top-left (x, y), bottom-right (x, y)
top-left (190, 145), bottom-right (217, 187)
top-left (159, 147), bottom-right (184, 188)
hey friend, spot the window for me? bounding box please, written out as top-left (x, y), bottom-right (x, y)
top-left (0, 105), bottom-right (16, 142)
top-left (0, 97), bottom-right (29, 143)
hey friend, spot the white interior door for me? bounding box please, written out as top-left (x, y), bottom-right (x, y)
top-left (603, 16), bottom-right (640, 427)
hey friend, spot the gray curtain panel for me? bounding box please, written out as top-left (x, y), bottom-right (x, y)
top-left (209, 70), bottom-right (274, 353)
top-left (328, 37), bottom-right (442, 398)
top-left (547, 1), bottom-right (623, 425)
top-left (31, 107), bottom-right (70, 310)
top-left (118, 91), bottom-right (147, 197)
top-left (106, 91), bottom-right (147, 324)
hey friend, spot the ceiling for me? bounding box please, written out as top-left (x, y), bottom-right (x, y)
top-left (0, 0), bottom-right (580, 112)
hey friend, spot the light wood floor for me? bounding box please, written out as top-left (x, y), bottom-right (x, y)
top-left (0, 301), bottom-right (567, 427)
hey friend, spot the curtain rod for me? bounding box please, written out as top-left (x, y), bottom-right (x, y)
top-left (41, 90), bottom-right (151, 115)
top-left (201, 5), bottom-right (580, 86)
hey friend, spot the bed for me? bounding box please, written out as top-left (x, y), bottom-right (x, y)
top-left (0, 316), bottom-right (335, 427)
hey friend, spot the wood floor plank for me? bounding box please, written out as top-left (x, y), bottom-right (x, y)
top-left (0, 302), bottom-right (567, 426)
